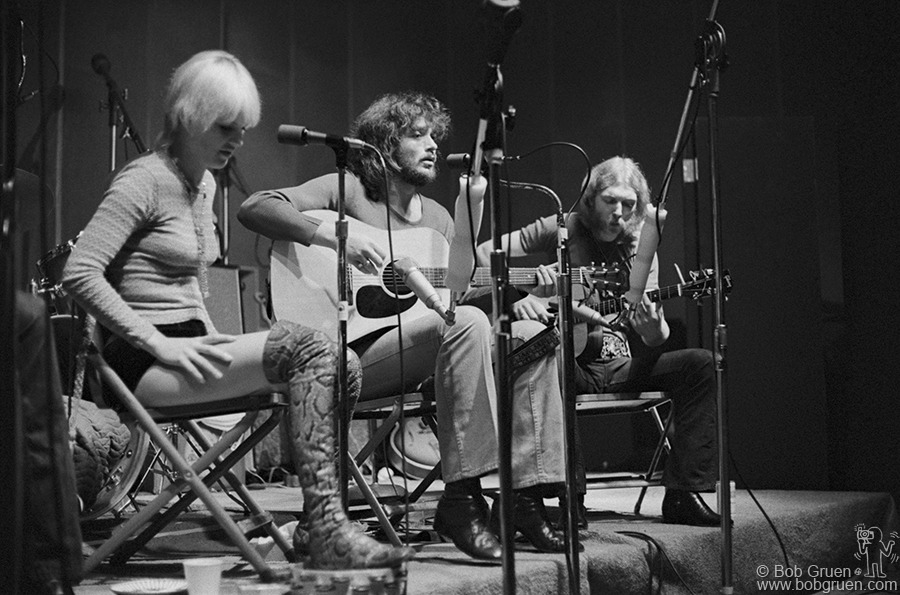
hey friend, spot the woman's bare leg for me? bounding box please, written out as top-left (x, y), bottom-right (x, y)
top-left (135, 331), bottom-right (279, 406)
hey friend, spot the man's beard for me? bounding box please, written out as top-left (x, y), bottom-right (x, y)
top-left (587, 210), bottom-right (616, 237)
top-left (396, 156), bottom-right (438, 187)
top-left (587, 210), bottom-right (634, 241)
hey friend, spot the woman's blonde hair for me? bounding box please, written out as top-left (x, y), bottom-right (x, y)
top-left (161, 50), bottom-right (260, 142)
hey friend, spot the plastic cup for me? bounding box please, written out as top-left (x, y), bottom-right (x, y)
top-left (183, 558), bottom-right (224, 595)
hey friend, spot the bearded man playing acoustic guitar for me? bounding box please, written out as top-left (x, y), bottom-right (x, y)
top-left (238, 91), bottom-right (570, 559)
top-left (475, 156), bottom-right (722, 527)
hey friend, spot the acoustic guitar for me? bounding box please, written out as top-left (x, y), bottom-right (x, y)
top-left (269, 209), bottom-right (622, 342)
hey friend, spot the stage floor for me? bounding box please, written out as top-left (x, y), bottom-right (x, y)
top-left (74, 479), bottom-right (900, 594)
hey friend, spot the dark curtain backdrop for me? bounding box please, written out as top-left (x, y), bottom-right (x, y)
top-left (11, 0), bottom-right (900, 503)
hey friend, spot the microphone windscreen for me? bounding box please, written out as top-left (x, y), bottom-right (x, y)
top-left (91, 53), bottom-right (110, 76)
top-left (277, 125), bottom-right (308, 146)
top-left (482, 0), bottom-right (523, 65)
top-left (445, 250), bottom-right (475, 293)
top-left (445, 180), bottom-right (486, 293)
top-left (624, 205), bottom-right (666, 305)
top-left (445, 153), bottom-right (470, 170)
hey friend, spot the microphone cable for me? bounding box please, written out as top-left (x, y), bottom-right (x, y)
top-left (616, 530), bottom-right (699, 595)
top-left (728, 449), bottom-right (791, 569)
top-left (503, 140), bottom-right (591, 224)
top-left (617, 447), bottom-right (793, 595)
top-left (375, 150), bottom-right (414, 545)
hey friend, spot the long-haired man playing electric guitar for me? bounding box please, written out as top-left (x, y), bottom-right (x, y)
top-left (476, 156), bottom-right (722, 527)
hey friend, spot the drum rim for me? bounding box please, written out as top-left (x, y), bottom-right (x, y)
top-left (80, 417), bottom-right (150, 521)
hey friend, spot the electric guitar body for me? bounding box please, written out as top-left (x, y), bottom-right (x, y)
top-left (567, 268), bottom-right (732, 358)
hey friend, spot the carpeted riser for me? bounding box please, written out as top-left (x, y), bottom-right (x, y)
top-left (583, 491), bottom-right (899, 595)
top-left (80, 490), bottom-right (899, 594)
top-left (400, 491), bottom-right (900, 594)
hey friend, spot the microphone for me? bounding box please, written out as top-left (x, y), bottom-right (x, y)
top-left (393, 257), bottom-right (456, 325)
top-left (447, 152), bottom-right (521, 172)
top-left (482, 0), bottom-right (523, 66)
top-left (445, 174), bottom-right (487, 293)
top-left (445, 153), bottom-right (471, 170)
top-left (91, 53), bottom-right (121, 93)
top-left (91, 53), bottom-right (111, 78)
top-left (277, 125), bottom-right (370, 151)
top-left (90, 52), bottom-right (147, 152)
top-left (624, 204), bottom-right (667, 306)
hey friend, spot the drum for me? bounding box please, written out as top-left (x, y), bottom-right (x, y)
top-left (80, 416), bottom-right (150, 521)
top-left (34, 232), bottom-right (81, 314)
top-left (50, 313), bottom-right (150, 520)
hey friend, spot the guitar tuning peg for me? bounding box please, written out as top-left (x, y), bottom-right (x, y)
top-left (582, 266), bottom-right (597, 295)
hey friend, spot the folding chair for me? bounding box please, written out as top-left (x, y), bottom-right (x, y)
top-left (81, 343), bottom-right (295, 582)
top-left (575, 391), bottom-right (672, 515)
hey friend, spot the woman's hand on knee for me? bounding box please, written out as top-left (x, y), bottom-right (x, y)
top-left (145, 331), bottom-right (237, 383)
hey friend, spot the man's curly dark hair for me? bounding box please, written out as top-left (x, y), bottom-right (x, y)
top-left (348, 91), bottom-right (451, 202)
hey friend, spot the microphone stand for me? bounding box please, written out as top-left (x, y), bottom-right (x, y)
top-left (97, 68), bottom-right (147, 171)
top-left (472, 4), bottom-right (522, 590)
top-left (698, 18), bottom-right (733, 594)
top-left (500, 180), bottom-right (580, 594)
top-left (555, 208), bottom-right (581, 595)
top-left (329, 144), bottom-right (352, 510)
top-left (658, 2), bottom-right (732, 591)
top-left (480, 63), bottom-right (518, 594)
top-left (281, 132), bottom-right (384, 512)
top-left (217, 160), bottom-right (231, 264)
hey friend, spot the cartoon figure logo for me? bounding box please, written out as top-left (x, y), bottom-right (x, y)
top-left (854, 524), bottom-right (899, 578)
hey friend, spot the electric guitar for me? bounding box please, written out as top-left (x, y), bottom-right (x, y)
top-left (571, 267), bottom-right (732, 359)
top-left (269, 210), bottom-right (623, 342)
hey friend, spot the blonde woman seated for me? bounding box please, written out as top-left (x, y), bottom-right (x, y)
top-left (62, 50), bottom-right (413, 569)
